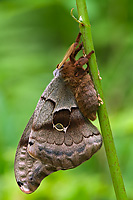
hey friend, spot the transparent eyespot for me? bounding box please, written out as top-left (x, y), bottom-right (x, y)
top-left (53, 123), bottom-right (67, 133)
top-left (54, 123), bottom-right (64, 132)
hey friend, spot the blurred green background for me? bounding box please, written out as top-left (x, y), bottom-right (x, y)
top-left (0, 0), bottom-right (133, 200)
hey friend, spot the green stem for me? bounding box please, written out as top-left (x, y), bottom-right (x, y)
top-left (76, 0), bottom-right (128, 199)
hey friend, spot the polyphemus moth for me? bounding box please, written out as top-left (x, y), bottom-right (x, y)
top-left (14, 33), bottom-right (102, 194)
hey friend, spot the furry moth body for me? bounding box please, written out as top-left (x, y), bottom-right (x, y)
top-left (58, 33), bottom-right (99, 121)
top-left (14, 33), bottom-right (102, 194)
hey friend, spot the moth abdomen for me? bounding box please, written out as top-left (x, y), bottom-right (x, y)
top-left (75, 79), bottom-right (99, 120)
top-left (61, 63), bottom-right (99, 121)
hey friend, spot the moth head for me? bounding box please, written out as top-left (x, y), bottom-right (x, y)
top-left (53, 68), bottom-right (61, 77)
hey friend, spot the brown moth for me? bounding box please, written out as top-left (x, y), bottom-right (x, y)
top-left (14, 34), bottom-right (102, 194)
top-left (58, 33), bottom-right (99, 121)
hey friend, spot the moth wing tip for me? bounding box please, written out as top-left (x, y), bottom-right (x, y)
top-left (17, 180), bottom-right (34, 194)
top-left (20, 185), bottom-right (33, 194)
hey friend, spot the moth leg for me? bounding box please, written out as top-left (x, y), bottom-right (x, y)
top-left (74, 50), bottom-right (94, 69)
top-left (75, 32), bottom-right (82, 44)
top-left (73, 32), bottom-right (82, 51)
top-left (84, 50), bottom-right (94, 72)
top-left (86, 50), bottom-right (94, 59)
top-left (69, 33), bottom-right (82, 64)
top-left (70, 43), bottom-right (83, 64)
top-left (74, 57), bottom-right (89, 68)
top-left (74, 43), bottom-right (83, 57)
top-left (85, 62), bottom-right (90, 73)
top-left (69, 53), bottom-right (76, 64)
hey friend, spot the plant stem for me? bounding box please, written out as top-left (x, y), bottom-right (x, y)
top-left (76, 0), bottom-right (128, 199)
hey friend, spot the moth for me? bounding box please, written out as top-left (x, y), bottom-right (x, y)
top-left (14, 33), bottom-right (102, 194)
